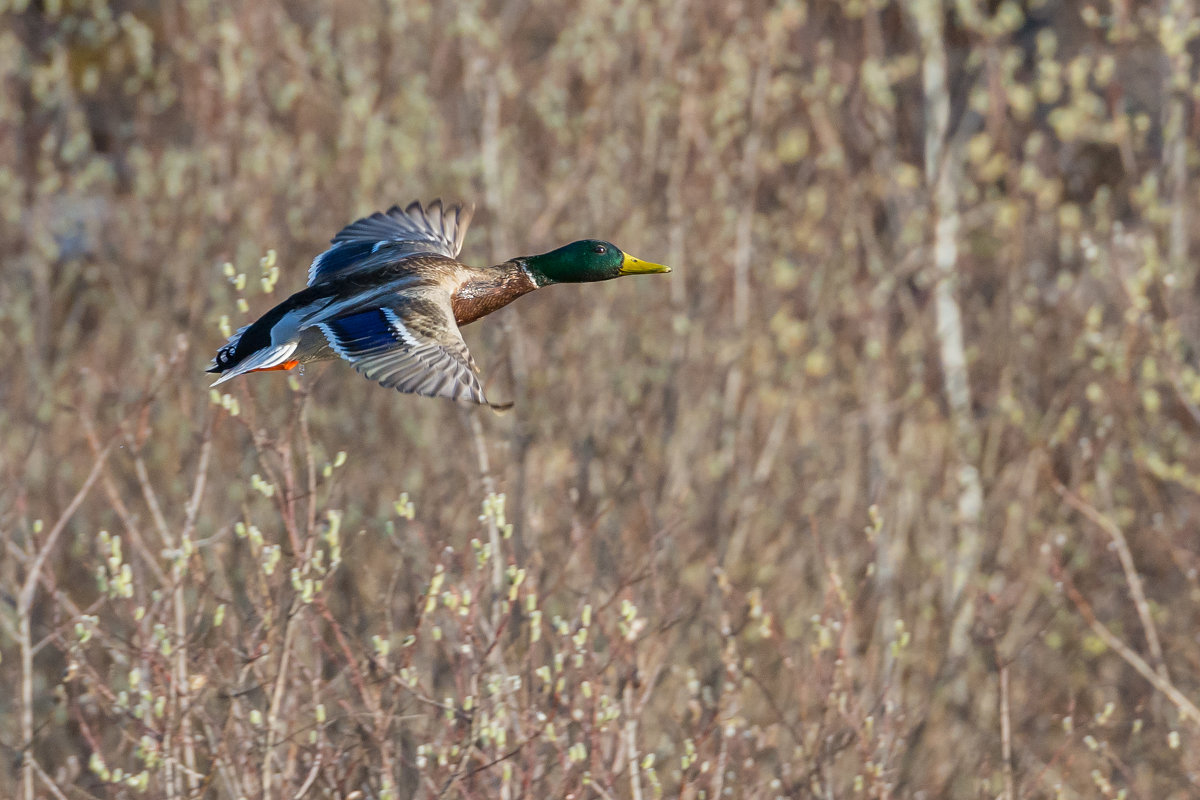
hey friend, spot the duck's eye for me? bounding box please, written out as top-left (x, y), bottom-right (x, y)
top-left (592, 244), bottom-right (607, 255)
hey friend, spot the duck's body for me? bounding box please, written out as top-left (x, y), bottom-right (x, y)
top-left (207, 200), bottom-right (669, 407)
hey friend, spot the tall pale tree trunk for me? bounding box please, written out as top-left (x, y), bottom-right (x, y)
top-left (911, 0), bottom-right (984, 668)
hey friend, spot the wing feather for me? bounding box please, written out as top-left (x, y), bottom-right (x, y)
top-left (316, 297), bottom-right (495, 406)
top-left (308, 200), bottom-right (474, 286)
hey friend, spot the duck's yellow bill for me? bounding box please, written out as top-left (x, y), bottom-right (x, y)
top-left (619, 253), bottom-right (671, 275)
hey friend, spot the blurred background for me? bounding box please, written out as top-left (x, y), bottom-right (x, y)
top-left (3, 0), bottom-right (1200, 797)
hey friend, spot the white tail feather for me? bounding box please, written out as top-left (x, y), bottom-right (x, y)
top-left (209, 342), bottom-right (298, 386)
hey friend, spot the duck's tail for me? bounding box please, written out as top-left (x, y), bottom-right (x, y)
top-left (207, 324), bottom-right (300, 386)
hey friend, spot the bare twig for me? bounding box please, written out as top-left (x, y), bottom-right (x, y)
top-left (79, 409), bottom-right (170, 585)
top-left (18, 442), bottom-right (112, 800)
top-left (1162, 0), bottom-right (1192, 278)
top-left (622, 681), bottom-right (645, 800)
top-left (31, 757), bottom-right (70, 800)
top-left (263, 601), bottom-right (301, 800)
top-left (1052, 560), bottom-right (1200, 726)
top-left (467, 412), bottom-right (505, 613)
top-left (130, 425), bottom-right (207, 797)
top-left (293, 749), bottom-right (322, 800)
top-left (132, 452), bottom-right (173, 547)
top-left (1051, 478), bottom-right (1168, 682)
top-left (731, 53), bottom-right (769, 330)
top-left (176, 414), bottom-right (213, 793)
top-left (999, 662), bottom-right (1015, 800)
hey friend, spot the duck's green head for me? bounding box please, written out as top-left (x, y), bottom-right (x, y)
top-left (525, 240), bottom-right (671, 286)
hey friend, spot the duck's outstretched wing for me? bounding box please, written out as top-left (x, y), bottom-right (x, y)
top-left (317, 295), bottom-right (504, 407)
top-left (308, 200), bottom-right (474, 287)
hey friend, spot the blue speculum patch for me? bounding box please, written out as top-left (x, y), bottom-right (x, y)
top-left (324, 309), bottom-right (399, 354)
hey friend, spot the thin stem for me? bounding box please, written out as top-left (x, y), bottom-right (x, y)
top-left (622, 683), bottom-right (644, 800)
top-left (732, 53), bottom-right (769, 331)
top-left (1053, 560), bottom-right (1200, 726)
top-left (20, 611), bottom-right (33, 800)
top-left (262, 599), bottom-right (300, 800)
top-left (18, 442), bottom-right (112, 800)
top-left (30, 756), bottom-right (70, 800)
top-left (1000, 662), bottom-right (1014, 800)
top-left (468, 412), bottom-right (505, 618)
top-left (1052, 477), bottom-right (1169, 681)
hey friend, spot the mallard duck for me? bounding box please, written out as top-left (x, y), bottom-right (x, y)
top-left (207, 200), bottom-right (671, 407)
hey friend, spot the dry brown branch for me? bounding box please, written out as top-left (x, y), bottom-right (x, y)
top-left (732, 53), bottom-right (769, 331)
top-left (18, 442), bottom-right (111, 800)
top-left (1000, 661), bottom-right (1015, 800)
top-left (1051, 478), bottom-right (1169, 685)
top-left (621, 680), bottom-right (645, 800)
top-left (1052, 561), bottom-right (1200, 727)
top-left (79, 410), bottom-right (169, 585)
top-left (30, 757), bottom-right (69, 800)
top-left (262, 599), bottom-right (300, 800)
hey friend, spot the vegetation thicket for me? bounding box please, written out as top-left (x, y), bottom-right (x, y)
top-left (3, 1), bottom-right (1200, 797)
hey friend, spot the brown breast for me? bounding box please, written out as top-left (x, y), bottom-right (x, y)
top-left (451, 263), bottom-right (538, 326)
